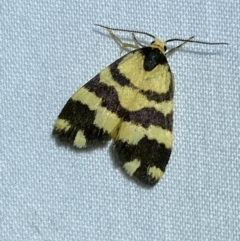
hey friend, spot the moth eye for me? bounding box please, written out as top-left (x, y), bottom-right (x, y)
top-left (164, 45), bottom-right (167, 52)
top-left (150, 40), bottom-right (155, 45)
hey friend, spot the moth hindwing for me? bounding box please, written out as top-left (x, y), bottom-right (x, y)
top-left (53, 26), bottom-right (174, 186)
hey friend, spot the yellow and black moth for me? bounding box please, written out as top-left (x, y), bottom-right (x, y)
top-left (53, 25), bottom-right (227, 186)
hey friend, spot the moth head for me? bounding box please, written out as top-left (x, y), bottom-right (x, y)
top-left (150, 39), bottom-right (167, 54)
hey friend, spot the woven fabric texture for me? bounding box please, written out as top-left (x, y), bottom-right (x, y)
top-left (2, 1), bottom-right (239, 240)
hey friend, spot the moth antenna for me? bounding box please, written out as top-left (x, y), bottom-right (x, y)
top-left (95, 24), bottom-right (155, 39)
top-left (166, 38), bottom-right (228, 45)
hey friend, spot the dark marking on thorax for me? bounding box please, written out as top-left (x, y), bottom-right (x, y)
top-left (140, 47), bottom-right (167, 71)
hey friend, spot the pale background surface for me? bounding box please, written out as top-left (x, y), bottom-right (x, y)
top-left (2, 1), bottom-right (239, 240)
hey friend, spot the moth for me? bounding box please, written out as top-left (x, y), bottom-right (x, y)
top-left (53, 25), bottom-right (227, 186)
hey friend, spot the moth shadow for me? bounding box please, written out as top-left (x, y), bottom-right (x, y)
top-left (176, 48), bottom-right (224, 56)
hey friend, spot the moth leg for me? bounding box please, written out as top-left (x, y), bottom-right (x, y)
top-left (106, 27), bottom-right (140, 51)
top-left (132, 33), bottom-right (145, 48)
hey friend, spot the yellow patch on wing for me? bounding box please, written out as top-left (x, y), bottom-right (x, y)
top-left (54, 119), bottom-right (71, 132)
top-left (99, 68), bottom-right (173, 115)
top-left (124, 159), bottom-right (141, 176)
top-left (72, 87), bottom-right (101, 110)
top-left (72, 87), bottom-right (121, 135)
top-left (93, 106), bottom-right (121, 134)
top-left (117, 51), bottom-right (172, 94)
top-left (147, 166), bottom-right (164, 180)
top-left (116, 121), bottom-right (173, 148)
top-left (73, 130), bottom-right (86, 148)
